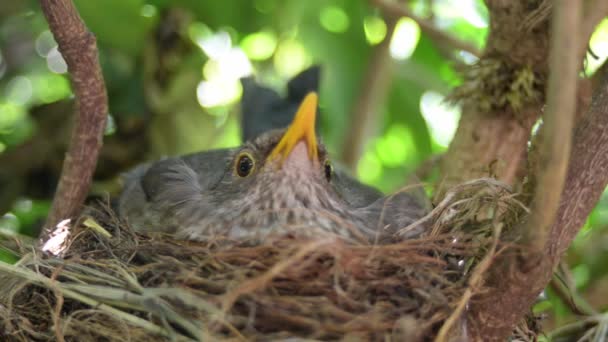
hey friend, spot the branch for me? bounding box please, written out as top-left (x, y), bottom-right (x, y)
top-left (467, 1), bottom-right (584, 339)
top-left (340, 18), bottom-right (398, 170)
top-left (39, 0), bottom-right (108, 241)
top-left (371, 0), bottom-right (482, 58)
top-left (523, 0), bottom-right (581, 250)
top-left (549, 71), bottom-right (608, 261)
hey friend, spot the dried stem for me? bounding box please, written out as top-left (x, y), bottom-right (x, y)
top-left (340, 18), bottom-right (398, 170)
top-left (371, 0), bottom-right (482, 57)
top-left (39, 0), bottom-right (108, 241)
top-left (524, 0), bottom-right (581, 250)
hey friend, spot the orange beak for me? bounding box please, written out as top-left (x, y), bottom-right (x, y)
top-left (269, 92), bottom-right (319, 165)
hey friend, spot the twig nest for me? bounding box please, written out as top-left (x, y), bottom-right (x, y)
top-left (0, 179), bottom-right (537, 341)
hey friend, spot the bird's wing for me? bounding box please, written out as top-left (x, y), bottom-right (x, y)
top-left (360, 189), bottom-right (430, 242)
top-left (118, 149), bottom-right (235, 232)
top-left (240, 66), bottom-right (321, 142)
top-left (331, 167), bottom-right (384, 208)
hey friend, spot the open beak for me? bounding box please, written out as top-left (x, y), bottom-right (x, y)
top-left (269, 92), bottom-right (319, 165)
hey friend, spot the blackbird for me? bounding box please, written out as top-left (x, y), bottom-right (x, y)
top-left (118, 72), bottom-right (428, 243)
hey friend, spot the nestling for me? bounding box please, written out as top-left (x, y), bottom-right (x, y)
top-left (118, 70), bottom-right (428, 243)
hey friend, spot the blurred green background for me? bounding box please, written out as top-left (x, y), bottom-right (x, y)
top-left (0, 0), bottom-right (607, 333)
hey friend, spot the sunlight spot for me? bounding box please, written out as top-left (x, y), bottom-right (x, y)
top-left (203, 48), bottom-right (252, 82)
top-left (191, 24), bottom-right (252, 109)
top-left (46, 47), bottom-right (68, 74)
top-left (459, 50), bottom-right (478, 65)
top-left (14, 199), bottom-right (32, 213)
top-left (196, 30), bottom-right (231, 60)
top-left (587, 19), bottom-right (608, 74)
top-left (390, 17), bottom-right (420, 60)
top-left (42, 218), bottom-right (72, 256)
top-left (375, 124), bottom-right (416, 167)
top-left (364, 16), bottom-right (387, 45)
top-left (197, 79), bottom-right (242, 108)
top-left (35, 30), bottom-right (56, 57)
top-left (420, 91), bottom-right (460, 149)
top-left (32, 74), bottom-right (71, 103)
top-left (358, 148), bottom-right (383, 184)
top-left (433, 0), bottom-right (488, 28)
top-left (188, 22), bottom-right (213, 45)
top-left (0, 102), bottom-right (25, 132)
top-left (241, 30), bottom-right (277, 61)
top-left (140, 4), bottom-right (157, 18)
top-left (319, 6), bottom-right (350, 33)
top-left (274, 39), bottom-right (311, 78)
top-left (104, 114), bottom-right (116, 136)
top-left (0, 213), bottom-right (19, 233)
top-left (0, 142), bottom-right (5, 153)
top-left (6, 76), bottom-right (33, 105)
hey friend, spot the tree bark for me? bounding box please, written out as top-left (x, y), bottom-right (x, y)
top-left (467, 4), bottom-right (608, 337)
top-left (39, 0), bottom-right (108, 241)
top-left (436, 1), bottom-right (553, 199)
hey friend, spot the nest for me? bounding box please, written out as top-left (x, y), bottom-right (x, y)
top-left (0, 179), bottom-right (537, 341)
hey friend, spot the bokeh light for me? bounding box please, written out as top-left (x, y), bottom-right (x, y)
top-left (6, 76), bottom-right (33, 106)
top-left (273, 39), bottom-right (311, 78)
top-left (140, 4), bottom-right (157, 18)
top-left (31, 73), bottom-right (71, 103)
top-left (587, 19), bottom-right (608, 74)
top-left (420, 91), bottom-right (460, 149)
top-left (193, 25), bottom-right (253, 108)
top-left (319, 6), bottom-right (350, 33)
top-left (240, 30), bottom-right (278, 61)
top-left (46, 47), bottom-right (68, 74)
top-left (197, 80), bottom-right (243, 108)
top-left (433, 0), bottom-right (488, 29)
top-left (363, 16), bottom-right (387, 45)
top-left (358, 146), bottom-right (383, 184)
top-left (375, 124), bottom-right (416, 167)
top-left (0, 102), bottom-right (26, 133)
top-left (390, 17), bottom-right (420, 60)
top-left (35, 30), bottom-right (56, 58)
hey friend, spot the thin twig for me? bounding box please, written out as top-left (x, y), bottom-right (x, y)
top-left (524, 0), bottom-right (581, 250)
top-left (550, 266), bottom-right (597, 317)
top-left (371, 0), bottom-right (482, 57)
top-left (436, 220), bottom-right (503, 341)
top-left (39, 0), bottom-right (108, 242)
top-left (548, 313), bottom-right (608, 340)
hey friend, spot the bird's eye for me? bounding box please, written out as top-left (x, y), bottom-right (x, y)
top-left (236, 153), bottom-right (255, 177)
top-left (324, 160), bottom-right (333, 181)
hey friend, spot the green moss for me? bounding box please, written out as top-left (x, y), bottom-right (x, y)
top-left (449, 58), bottom-right (545, 116)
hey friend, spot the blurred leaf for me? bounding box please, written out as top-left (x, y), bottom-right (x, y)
top-left (74, 0), bottom-right (155, 56)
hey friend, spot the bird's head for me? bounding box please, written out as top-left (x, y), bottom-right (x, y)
top-left (220, 92), bottom-right (334, 196)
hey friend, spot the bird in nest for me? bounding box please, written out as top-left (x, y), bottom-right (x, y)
top-left (118, 67), bottom-right (429, 243)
